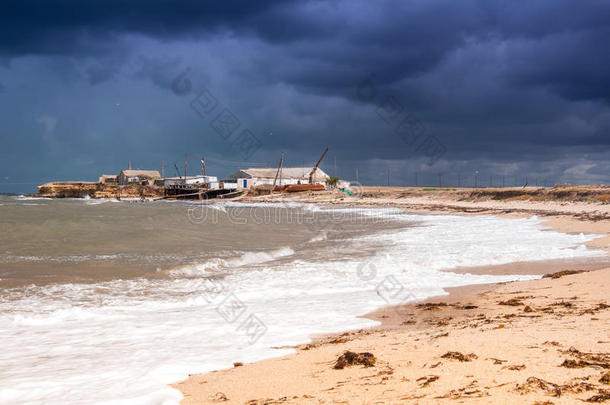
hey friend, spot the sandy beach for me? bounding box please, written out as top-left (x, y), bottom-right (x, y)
top-left (176, 187), bottom-right (610, 404)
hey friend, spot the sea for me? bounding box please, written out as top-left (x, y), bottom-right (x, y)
top-left (0, 195), bottom-right (605, 404)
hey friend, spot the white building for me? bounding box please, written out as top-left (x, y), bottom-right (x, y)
top-left (229, 167), bottom-right (330, 189)
top-left (117, 170), bottom-right (161, 185)
top-left (162, 175), bottom-right (220, 189)
top-left (220, 181), bottom-right (238, 190)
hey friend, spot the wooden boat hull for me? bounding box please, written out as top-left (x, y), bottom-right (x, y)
top-left (284, 184), bottom-right (325, 192)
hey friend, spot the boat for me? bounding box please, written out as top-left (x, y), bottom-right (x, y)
top-left (284, 184), bottom-right (325, 192)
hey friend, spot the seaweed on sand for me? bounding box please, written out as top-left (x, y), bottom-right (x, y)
top-left (333, 351), bottom-right (376, 369)
top-left (441, 351), bottom-right (478, 362)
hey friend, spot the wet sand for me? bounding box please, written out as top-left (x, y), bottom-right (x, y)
top-left (176, 190), bottom-right (610, 404)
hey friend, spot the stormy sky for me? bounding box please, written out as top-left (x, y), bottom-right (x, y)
top-left (1, 0), bottom-right (609, 192)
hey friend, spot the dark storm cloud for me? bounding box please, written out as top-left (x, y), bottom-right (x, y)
top-left (3, 0), bottom-right (610, 99)
top-left (505, 28), bottom-right (610, 104)
top-left (134, 55), bottom-right (184, 90)
top-left (0, 0), bottom-right (297, 56)
top-left (0, 0), bottom-right (609, 192)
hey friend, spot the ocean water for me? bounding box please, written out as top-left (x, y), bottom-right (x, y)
top-left (0, 195), bottom-right (604, 404)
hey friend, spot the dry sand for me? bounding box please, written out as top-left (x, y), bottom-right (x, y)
top-left (176, 188), bottom-right (610, 404)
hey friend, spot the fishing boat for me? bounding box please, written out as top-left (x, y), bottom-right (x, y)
top-left (284, 184), bottom-right (325, 192)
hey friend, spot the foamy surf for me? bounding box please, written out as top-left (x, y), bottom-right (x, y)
top-left (14, 195), bottom-right (52, 201)
top-left (168, 247), bottom-right (295, 277)
top-left (0, 207), bottom-right (605, 405)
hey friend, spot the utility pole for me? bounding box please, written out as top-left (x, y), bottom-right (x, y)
top-left (272, 152), bottom-right (284, 189)
top-left (161, 160), bottom-right (164, 178)
top-left (128, 161), bottom-right (132, 170)
top-left (356, 168), bottom-right (359, 183)
top-left (184, 152), bottom-right (188, 184)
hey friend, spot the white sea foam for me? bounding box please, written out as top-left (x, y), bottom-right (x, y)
top-left (309, 230), bottom-right (328, 242)
top-left (0, 253), bottom-right (162, 264)
top-left (13, 195), bottom-right (52, 201)
top-left (13, 195), bottom-right (125, 204)
top-left (207, 201), bottom-right (306, 209)
top-left (85, 198), bottom-right (121, 205)
top-left (0, 212), bottom-right (604, 404)
top-left (168, 247), bottom-right (295, 277)
top-left (207, 203), bottom-right (227, 213)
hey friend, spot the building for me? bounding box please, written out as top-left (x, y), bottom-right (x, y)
top-left (117, 170), bottom-right (161, 185)
top-left (98, 174), bottom-right (117, 184)
top-left (159, 175), bottom-right (220, 189)
top-left (219, 181), bottom-right (238, 190)
top-left (229, 167), bottom-right (330, 189)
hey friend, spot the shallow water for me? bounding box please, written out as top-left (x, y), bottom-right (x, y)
top-left (0, 195), bottom-right (604, 404)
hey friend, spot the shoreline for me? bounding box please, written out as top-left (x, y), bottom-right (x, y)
top-left (175, 193), bottom-right (610, 404)
top-left (241, 187), bottom-right (610, 252)
top-left (177, 267), bottom-right (610, 404)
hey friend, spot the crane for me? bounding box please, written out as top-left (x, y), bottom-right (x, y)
top-left (308, 147), bottom-right (329, 184)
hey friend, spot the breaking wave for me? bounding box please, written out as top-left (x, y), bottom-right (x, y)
top-left (168, 247), bottom-right (296, 278)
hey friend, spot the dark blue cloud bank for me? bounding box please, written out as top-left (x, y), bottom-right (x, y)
top-left (1, 0), bottom-right (609, 192)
